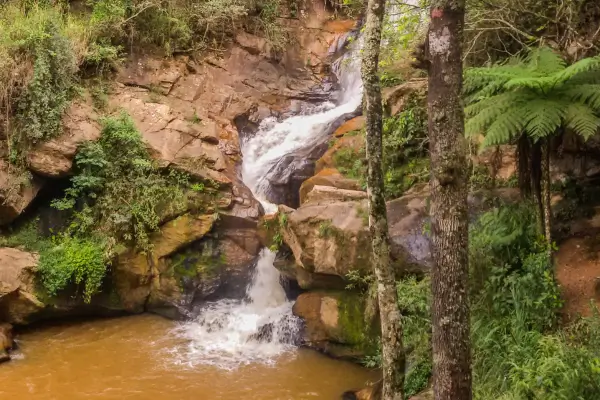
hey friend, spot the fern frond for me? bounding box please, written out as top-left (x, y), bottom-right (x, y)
top-left (553, 56), bottom-right (600, 84)
top-left (522, 99), bottom-right (565, 139)
top-left (481, 107), bottom-right (527, 148)
top-left (564, 103), bottom-right (600, 140)
top-left (526, 47), bottom-right (566, 75)
top-left (503, 76), bottom-right (557, 92)
top-left (465, 92), bottom-right (519, 118)
top-left (558, 70), bottom-right (600, 86)
top-left (558, 84), bottom-right (600, 111)
top-left (463, 66), bottom-right (532, 96)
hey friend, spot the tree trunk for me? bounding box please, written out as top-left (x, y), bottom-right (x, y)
top-left (361, 0), bottom-right (405, 399)
top-left (427, 2), bottom-right (472, 400)
top-left (541, 138), bottom-right (552, 257)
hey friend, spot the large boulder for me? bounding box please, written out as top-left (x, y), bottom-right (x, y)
top-left (293, 290), bottom-right (377, 359)
top-left (299, 168), bottom-right (362, 204)
top-left (278, 185), bottom-right (430, 289)
top-left (280, 194), bottom-right (373, 284)
top-left (0, 162), bottom-right (43, 226)
top-left (0, 247), bottom-right (44, 324)
top-left (26, 101), bottom-right (102, 178)
top-left (333, 116), bottom-right (365, 137)
top-left (115, 213), bottom-right (216, 313)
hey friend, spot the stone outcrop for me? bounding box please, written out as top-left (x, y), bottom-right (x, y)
top-left (382, 79), bottom-right (427, 116)
top-left (315, 134), bottom-right (365, 174)
top-left (0, 247), bottom-right (44, 324)
top-left (115, 213), bottom-right (216, 314)
top-left (277, 185), bottom-right (430, 289)
top-left (333, 116), bottom-right (365, 137)
top-left (0, 161), bottom-right (43, 226)
top-left (26, 101), bottom-right (102, 178)
top-left (293, 290), bottom-right (377, 359)
top-left (299, 168), bottom-right (362, 204)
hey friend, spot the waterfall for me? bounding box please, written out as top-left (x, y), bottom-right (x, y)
top-left (172, 33), bottom-right (363, 368)
top-left (242, 34), bottom-right (363, 213)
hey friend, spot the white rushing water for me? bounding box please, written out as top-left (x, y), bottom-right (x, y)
top-left (172, 33), bottom-right (363, 368)
top-left (242, 34), bottom-right (363, 213)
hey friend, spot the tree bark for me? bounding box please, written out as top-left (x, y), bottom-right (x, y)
top-left (361, 0), bottom-right (405, 399)
top-left (541, 138), bottom-right (552, 257)
top-left (427, 2), bottom-right (472, 400)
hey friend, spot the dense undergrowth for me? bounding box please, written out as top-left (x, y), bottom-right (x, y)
top-left (360, 203), bottom-right (600, 398)
top-left (1, 114), bottom-right (212, 302)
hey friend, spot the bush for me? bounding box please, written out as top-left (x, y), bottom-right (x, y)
top-left (52, 113), bottom-right (193, 252)
top-left (87, 0), bottom-right (287, 54)
top-left (38, 235), bottom-right (108, 303)
top-left (0, 2), bottom-right (85, 161)
top-left (470, 203), bottom-right (562, 331)
top-left (470, 204), bottom-right (600, 399)
top-left (0, 221), bottom-right (108, 303)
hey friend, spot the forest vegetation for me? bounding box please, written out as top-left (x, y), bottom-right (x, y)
top-left (0, 1), bottom-right (600, 399)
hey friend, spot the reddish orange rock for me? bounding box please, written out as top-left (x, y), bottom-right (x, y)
top-left (333, 116), bottom-right (365, 137)
top-left (323, 20), bottom-right (357, 33)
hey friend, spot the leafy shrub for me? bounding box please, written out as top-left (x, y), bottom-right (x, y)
top-left (15, 18), bottom-right (77, 144)
top-left (52, 113), bottom-right (192, 252)
top-left (469, 203), bottom-right (600, 399)
top-left (87, 0), bottom-right (287, 54)
top-left (38, 235), bottom-right (108, 303)
top-left (0, 2), bottom-right (84, 162)
top-left (0, 221), bottom-right (108, 303)
top-left (470, 203), bottom-right (562, 331)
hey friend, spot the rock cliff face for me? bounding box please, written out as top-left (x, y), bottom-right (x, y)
top-left (0, 1), bottom-right (358, 324)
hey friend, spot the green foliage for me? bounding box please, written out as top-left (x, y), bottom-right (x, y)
top-left (87, 0), bottom-right (287, 54)
top-left (332, 95), bottom-right (429, 199)
top-left (0, 2), bottom-right (83, 162)
top-left (0, 220), bottom-right (109, 303)
top-left (404, 360), bottom-right (432, 398)
top-left (464, 0), bottom-right (599, 65)
top-left (380, 0), bottom-right (428, 69)
top-left (38, 235), bottom-right (108, 303)
top-left (52, 113), bottom-right (193, 252)
top-left (469, 203), bottom-right (600, 399)
top-left (470, 203), bottom-right (562, 330)
top-left (15, 17), bottom-right (76, 144)
top-left (269, 232), bottom-right (283, 252)
top-left (382, 95), bottom-right (429, 198)
top-left (333, 146), bottom-right (367, 184)
top-left (361, 275), bottom-right (432, 394)
top-left (464, 47), bottom-right (600, 149)
top-left (318, 221), bottom-right (336, 238)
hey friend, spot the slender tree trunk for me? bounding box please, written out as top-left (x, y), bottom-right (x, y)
top-left (427, 2), bottom-right (472, 400)
top-left (530, 140), bottom-right (544, 233)
top-left (361, 0), bottom-right (405, 399)
top-left (541, 138), bottom-right (552, 257)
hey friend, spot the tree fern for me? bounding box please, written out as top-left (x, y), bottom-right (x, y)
top-left (464, 47), bottom-right (600, 149)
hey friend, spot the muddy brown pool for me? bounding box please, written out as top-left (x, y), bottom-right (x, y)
top-left (0, 314), bottom-right (377, 400)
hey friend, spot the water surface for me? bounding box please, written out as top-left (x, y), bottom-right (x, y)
top-left (0, 314), bottom-right (377, 400)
